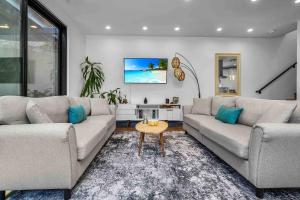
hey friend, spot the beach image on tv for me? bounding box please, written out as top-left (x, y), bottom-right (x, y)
top-left (124, 58), bottom-right (168, 84)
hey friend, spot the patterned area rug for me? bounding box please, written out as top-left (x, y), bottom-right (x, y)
top-left (8, 131), bottom-right (300, 200)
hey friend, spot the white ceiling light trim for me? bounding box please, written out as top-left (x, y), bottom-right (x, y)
top-left (105, 25), bottom-right (111, 30)
top-left (174, 26), bottom-right (180, 31)
top-left (247, 28), bottom-right (254, 33)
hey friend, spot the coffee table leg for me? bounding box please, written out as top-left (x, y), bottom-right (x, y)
top-left (138, 132), bottom-right (145, 156)
top-left (160, 133), bottom-right (165, 156)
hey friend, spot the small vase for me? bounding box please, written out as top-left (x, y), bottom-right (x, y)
top-left (144, 97), bottom-right (148, 104)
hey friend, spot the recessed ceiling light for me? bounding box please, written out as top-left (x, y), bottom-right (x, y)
top-left (30, 25), bottom-right (38, 29)
top-left (247, 28), bottom-right (254, 33)
top-left (142, 26), bottom-right (148, 31)
top-left (105, 25), bottom-right (111, 30)
top-left (295, 0), bottom-right (300, 4)
top-left (174, 26), bottom-right (180, 31)
top-left (0, 24), bottom-right (9, 29)
top-left (217, 27), bottom-right (223, 32)
top-left (251, 0), bottom-right (258, 2)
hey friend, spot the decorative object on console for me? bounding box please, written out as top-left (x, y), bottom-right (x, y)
top-left (122, 95), bottom-right (128, 104)
top-left (165, 98), bottom-right (170, 104)
top-left (173, 97), bottom-right (179, 104)
top-left (100, 88), bottom-right (121, 105)
top-left (80, 57), bottom-right (105, 97)
top-left (144, 97), bottom-right (148, 104)
top-left (171, 52), bottom-right (201, 98)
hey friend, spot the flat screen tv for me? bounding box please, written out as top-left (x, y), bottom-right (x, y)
top-left (124, 58), bottom-right (168, 84)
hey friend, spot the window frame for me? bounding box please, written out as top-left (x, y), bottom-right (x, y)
top-left (20, 0), bottom-right (67, 96)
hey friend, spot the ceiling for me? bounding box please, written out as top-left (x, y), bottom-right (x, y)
top-left (50, 0), bottom-right (300, 37)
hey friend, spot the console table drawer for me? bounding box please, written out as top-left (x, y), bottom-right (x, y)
top-left (116, 114), bottom-right (137, 120)
top-left (117, 109), bottom-right (136, 115)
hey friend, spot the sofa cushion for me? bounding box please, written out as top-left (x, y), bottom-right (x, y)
top-left (68, 105), bottom-right (87, 124)
top-left (184, 114), bottom-right (214, 130)
top-left (90, 98), bottom-right (111, 116)
top-left (30, 96), bottom-right (69, 123)
top-left (212, 96), bottom-right (236, 116)
top-left (199, 118), bottom-right (252, 159)
top-left (215, 106), bottom-right (243, 124)
top-left (191, 97), bottom-right (212, 115)
top-left (26, 100), bottom-right (53, 124)
top-left (69, 97), bottom-right (91, 116)
top-left (236, 97), bottom-right (272, 127)
top-left (0, 96), bottom-right (29, 125)
top-left (86, 115), bottom-right (116, 127)
top-left (257, 102), bottom-right (297, 124)
top-left (74, 115), bottom-right (115, 160)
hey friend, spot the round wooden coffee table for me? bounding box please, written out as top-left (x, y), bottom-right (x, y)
top-left (136, 121), bottom-right (168, 156)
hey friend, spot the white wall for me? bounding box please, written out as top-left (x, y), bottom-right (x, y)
top-left (298, 21), bottom-right (300, 99)
top-left (86, 32), bottom-right (297, 105)
top-left (40, 0), bottom-right (86, 96)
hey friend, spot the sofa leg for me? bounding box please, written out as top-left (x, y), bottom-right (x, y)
top-left (64, 189), bottom-right (71, 200)
top-left (0, 191), bottom-right (5, 200)
top-left (255, 188), bottom-right (264, 199)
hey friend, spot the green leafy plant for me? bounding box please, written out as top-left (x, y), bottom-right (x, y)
top-left (100, 88), bottom-right (121, 105)
top-left (80, 57), bottom-right (105, 97)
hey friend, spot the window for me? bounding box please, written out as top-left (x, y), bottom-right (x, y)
top-left (0, 0), bottom-right (67, 97)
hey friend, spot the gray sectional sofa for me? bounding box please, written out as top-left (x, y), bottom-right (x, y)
top-left (183, 96), bottom-right (300, 198)
top-left (0, 96), bottom-right (116, 200)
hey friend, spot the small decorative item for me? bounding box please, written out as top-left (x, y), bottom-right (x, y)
top-left (172, 52), bottom-right (201, 98)
top-left (143, 114), bottom-right (148, 124)
top-left (148, 119), bottom-right (159, 126)
top-left (165, 98), bottom-right (170, 104)
top-left (144, 97), bottom-right (148, 104)
top-left (122, 95), bottom-right (128, 104)
top-left (173, 97), bottom-right (179, 104)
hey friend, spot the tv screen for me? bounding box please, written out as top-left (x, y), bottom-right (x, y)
top-left (124, 58), bottom-right (168, 84)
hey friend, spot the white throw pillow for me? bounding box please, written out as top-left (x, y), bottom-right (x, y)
top-left (26, 100), bottom-right (53, 124)
top-left (191, 97), bottom-right (212, 115)
top-left (256, 102), bottom-right (297, 124)
top-left (90, 98), bottom-right (111, 116)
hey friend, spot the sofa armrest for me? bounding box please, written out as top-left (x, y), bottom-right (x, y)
top-left (249, 123), bottom-right (300, 188)
top-left (0, 123), bottom-right (78, 190)
top-left (183, 105), bottom-right (193, 115)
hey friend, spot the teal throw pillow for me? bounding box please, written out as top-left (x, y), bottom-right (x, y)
top-left (215, 105), bottom-right (243, 124)
top-left (68, 105), bottom-right (87, 124)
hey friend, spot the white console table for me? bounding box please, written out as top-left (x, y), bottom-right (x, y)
top-left (116, 104), bottom-right (183, 121)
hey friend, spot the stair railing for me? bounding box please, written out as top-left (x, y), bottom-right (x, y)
top-left (256, 62), bottom-right (297, 94)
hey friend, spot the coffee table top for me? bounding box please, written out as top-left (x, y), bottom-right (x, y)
top-left (136, 121), bottom-right (168, 134)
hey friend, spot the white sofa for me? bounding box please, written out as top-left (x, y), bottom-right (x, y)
top-left (183, 96), bottom-right (300, 198)
top-left (0, 96), bottom-right (116, 200)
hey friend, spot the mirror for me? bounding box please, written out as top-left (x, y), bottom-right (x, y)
top-left (215, 53), bottom-right (241, 96)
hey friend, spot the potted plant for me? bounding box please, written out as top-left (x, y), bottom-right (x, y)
top-left (100, 88), bottom-right (121, 105)
top-left (80, 57), bottom-right (105, 97)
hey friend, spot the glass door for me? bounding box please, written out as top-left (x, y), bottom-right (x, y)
top-left (27, 6), bottom-right (59, 97)
top-left (0, 0), bottom-right (22, 96)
